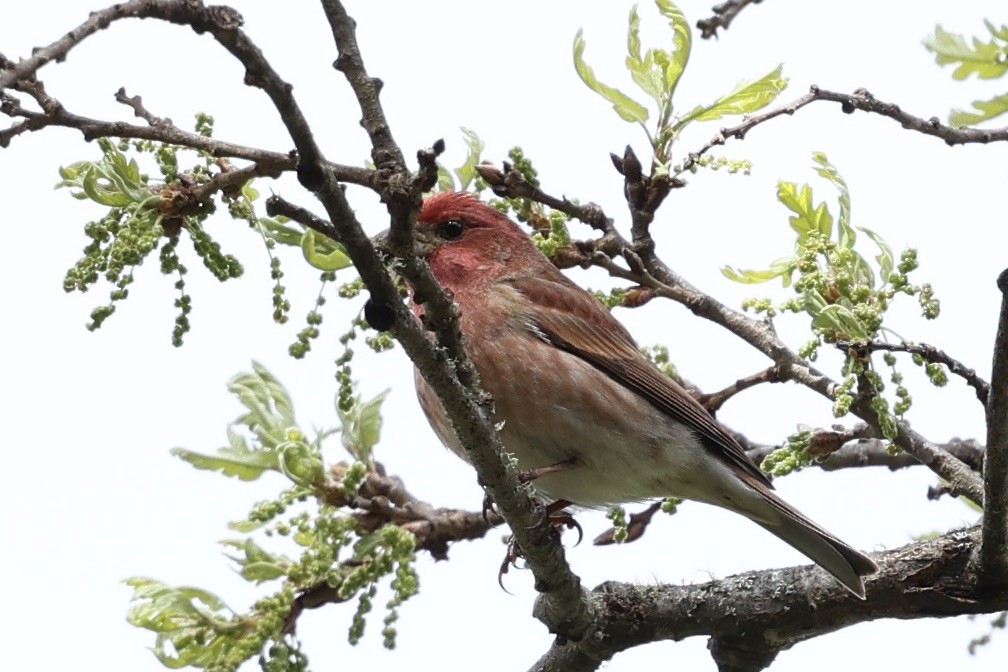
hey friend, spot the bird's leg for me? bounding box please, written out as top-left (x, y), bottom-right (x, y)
top-left (483, 457), bottom-right (580, 522)
top-left (493, 458), bottom-right (587, 589)
top-left (594, 500), bottom-right (664, 545)
top-left (516, 456), bottom-right (580, 483)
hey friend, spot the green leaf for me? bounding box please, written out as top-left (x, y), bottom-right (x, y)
top-left (950, 91), bottom-right (1008, 126)
top-left (721, 257), bottom-right (796, 285)
top-left (677, 64), bottom-right (787, 128)
top-left (811, 152), bottom-right (853, 248)
top-left (435, 164), bottom-right (457, 192)
top-left (858, 225), bottom-right (896, 283)
top-left (222, 539), bottom-right (289, 584)
top-left (573, 28), bottom-right (649, 124)
top-left (170, 446), bottom-right (277, 480)
top-left (776, 180), bottom-right (832, 241)
top-left (454, 127), bottom-right (485, 190)
top-left (338, 389), bottom-right (390, 462)
top-left (81, 167), bottom-right (134, 207)
top-left (811, 302), bottom-right (870, 339)
top-left (654, 0), bottom-right (692, 96)
top-left (924, 25), bottom-right (1008, 80)
top-left (257, 216), bottom-right (302, 247)
top-left (241, 182), bottom-right (260, 202)
top-left (300, 228), bottom-right (352, 271)
top-left (625, 6), bottom-right (662, 102)
top-left (986, 19), bottom-right (1008, 42)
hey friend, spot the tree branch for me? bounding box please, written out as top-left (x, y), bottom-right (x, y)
top-left (316, 0), bottom-right (594, 641)
top-left (744, 435), bottom-right (985, 473)
top-left (531, 527), bottom-right (1008, 672)
top-left (696, 0), bottom-right (765, 40)
top-left (0, 49), bottom-right (372, 187)
top-left (698, 365), bottom-right (784, 412)
top-left (981, 269), bottom-right (1008, 582)
top-left (265, 194), bottom-right (341, 242)
top-left (684, 86), bottom-right (1008, 172)
top-left (838, 339), bottom-right (990, 405)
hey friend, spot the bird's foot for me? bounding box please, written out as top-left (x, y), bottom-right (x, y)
top-left (496, 499), bottom-right (583, 591)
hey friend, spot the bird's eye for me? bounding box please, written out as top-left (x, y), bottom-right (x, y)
top-left (436, 219), bottom-right (464, 240)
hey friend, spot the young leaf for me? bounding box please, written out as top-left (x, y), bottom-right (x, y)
top-left (986, 19), bottom-right (1008, 42)
top-left (858, 225), bottom-right (896, 283)
top-left (811, 152), bottom-right (853, 248)
top-left (300, 228), bottom-right (352, 271)
top-left (676, 64), bottom-right (787, 128)
top-left (654, 0), bottom-right (692, 96)
top-left (454, 127), bottom-right (485, 190)
top-left (924, 25), bottom-right (1008, 80)
top-left (258, 216), bottom-right (303, 247)
top-left (950, 91), bottom-right (1008, 126)
top-left (573, 28), bottom-right (649, 123)
top-left (625, 6), bottom-right (663, 103)
top-left (338, 389), bottom-right (391, 463)
top-left (776, 180), bottom-right (832, 241)
top-left (721, 257), bottom-right (797, 286)
top-left (170, 446), bottom-right (277, 480)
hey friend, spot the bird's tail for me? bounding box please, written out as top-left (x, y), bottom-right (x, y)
top-left (746, 484), bottom-right (878, 598)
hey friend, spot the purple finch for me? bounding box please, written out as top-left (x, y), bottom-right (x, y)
top-left (409, 191), bottom-right (877, 597)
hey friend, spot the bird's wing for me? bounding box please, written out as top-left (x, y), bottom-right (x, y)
top-left (509, 274), bottom-right (773, 488)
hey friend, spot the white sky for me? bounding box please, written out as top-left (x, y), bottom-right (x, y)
top-left (1, 1), bottom-right (1006, 670)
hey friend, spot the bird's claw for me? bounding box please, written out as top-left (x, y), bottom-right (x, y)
top-left (544, 502), bottom-right (583, 547)
top-left (482, 490), bottom-right (498, 523)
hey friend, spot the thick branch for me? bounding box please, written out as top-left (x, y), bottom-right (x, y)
top-left (531, 527), bottom-right (1008, 671)
top-left (981, 269), bottom-right (1008, 581)
top-left (314, 0), bottom-right (593, 640)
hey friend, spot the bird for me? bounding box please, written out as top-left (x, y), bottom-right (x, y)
top-left (407, 190), bottom-right (878, 598)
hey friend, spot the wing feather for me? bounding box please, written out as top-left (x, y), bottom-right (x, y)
top-left (509, 275), bottom-right (773, 488)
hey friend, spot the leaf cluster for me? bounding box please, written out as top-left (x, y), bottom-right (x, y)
top-left (573, 0), bottom-right (787, 171)
top-left (724, 153), bottom-right (944, 465)
top-left (128, 364), bottom-right (415, 671)
top-left (57, 121), bottom-right (245, 344)
top-left (926, 20), bottom-right (1008, 125)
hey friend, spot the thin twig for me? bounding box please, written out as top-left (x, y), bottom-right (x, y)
top-left (838, 340), bottom-right (990, 405)
top-left (113, 86), bottom-right (171, 127)
top-left (981, 269), bottom-right (1008, 582)
top-left (0, 80), bottom-right (374, 184)
top-left (682, 86), bottom-right (1008, 172)
top-left (265, 195), bottom-right (340, 242)
top-left (696, 0), bottom-right (765, 39)
top-left (698, 365), bottom-right (783, 412)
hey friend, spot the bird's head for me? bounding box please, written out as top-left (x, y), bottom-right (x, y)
top-left (411, 191), bottom-right (544, 291)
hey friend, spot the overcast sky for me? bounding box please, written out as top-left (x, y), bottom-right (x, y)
top-left (1, 1), bottom-right (1006, 670)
